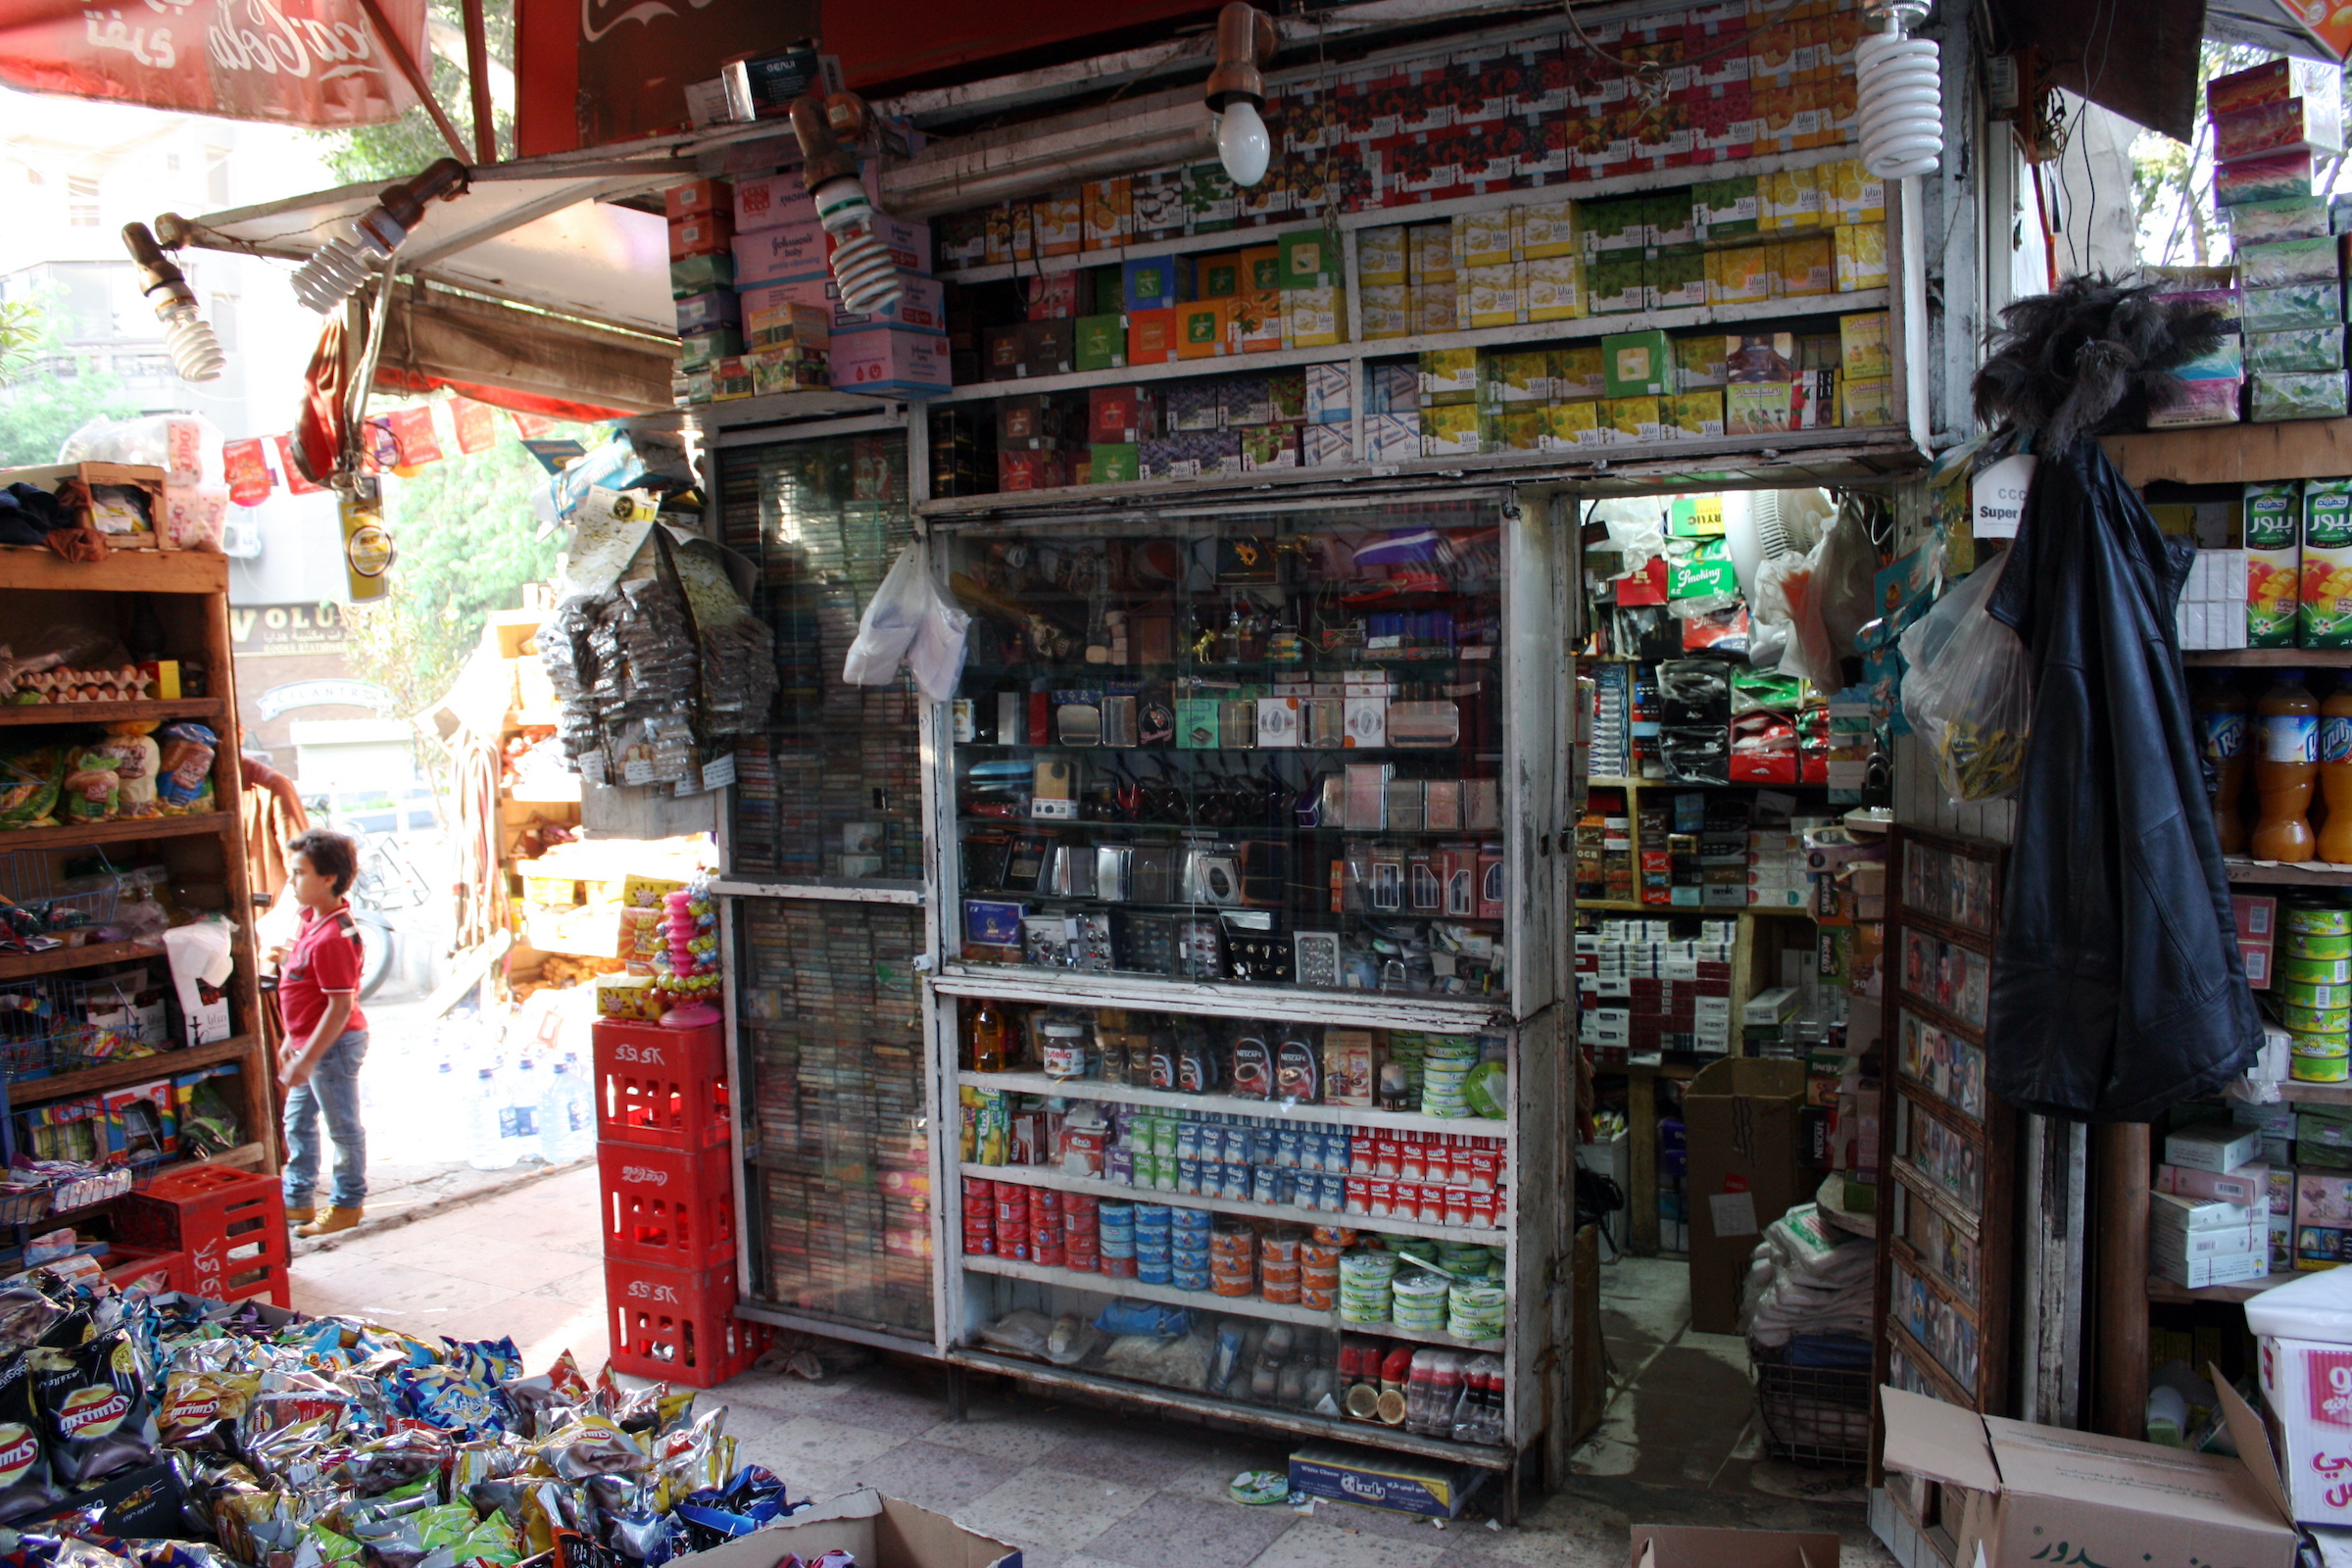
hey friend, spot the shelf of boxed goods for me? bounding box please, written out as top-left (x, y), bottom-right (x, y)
top-left (3, 1032), bottom-right (256, 1108)
top-left (0, 811), bottom-right (234, 853)
top-left (0, 935), bottom-right (166, 983)
top-left (0, 697), bottom-right (229, 728)
top-left (934, 144), bottom-right (1872, 290)
top-left (930, 968), bottom-right (1508, 1034)
top-left (960, 1161), bottom-right (1505, 1248)
top-left (957, 1069), bottom-right (1513, 1142)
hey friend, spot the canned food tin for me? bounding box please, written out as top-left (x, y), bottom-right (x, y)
top-left (2294, 1053), bottom-right (2352, 1082)
top-left (2285, 980), bottom-right (2352, 1011)
top-left (2292, 1028), bottom-right (2351, 1056)
top-left (2281, 1003), bottom-right (2351, 1034)
top-left (2280, 956), bottom-right (2352, 985)
top-left (2289, 904), bottom-right (2352, 936)
top-left (2285, 931), bottom-right (2352, 960)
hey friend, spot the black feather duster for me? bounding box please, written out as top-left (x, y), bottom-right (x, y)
top-left (1972, 273), bottom-right (2228, 453)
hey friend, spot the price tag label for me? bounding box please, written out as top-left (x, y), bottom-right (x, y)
top-left (702, 753), bottom-right (738, 790)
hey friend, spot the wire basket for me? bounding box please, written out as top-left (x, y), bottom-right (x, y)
top-left (1751, 1341), bottom-right (1874, 1468)
top-left (0, 1187), bottom-right (48, 1226)
top-left (0, 978), bottom-right (75, 1082)
top-left (0, 849), bottom-right (120, 941)
top-left (47, 1167), bottom-right (132, 1213)
top-left (58, 973), bottom-right (168, 1070)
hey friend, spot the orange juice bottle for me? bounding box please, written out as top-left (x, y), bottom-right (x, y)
top-left (2195, 676), bottom-right (2252, 854)
top-left (2323, 679), bottom-right (2352, 862)
top-left (2254, 670), bottom-right (2321, 862)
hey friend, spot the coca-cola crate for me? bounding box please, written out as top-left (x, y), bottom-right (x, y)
top-left (117, 1165), bottom-right (287, 1301)
top-left (604, 1256), bottom-right (766, 1389)
top-left (591, 1020), bottom-right (729, 1152)
top-left (99, 1244), bottom-right (185, 1296)
top-left (596, 1142), bottom-right (737, 1270)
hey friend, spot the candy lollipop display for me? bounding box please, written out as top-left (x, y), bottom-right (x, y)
top-left (657, 882), bottom-right (721, 1027)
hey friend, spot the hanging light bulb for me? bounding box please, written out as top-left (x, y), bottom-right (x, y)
top-left (1856, 0), bottom-right (1943, 180)
top-left (289, 159), bottom-right (470, 315)
top-left (122, 222), bottom-right (222, 383)
top-left (791, 94), bottom-right (905, 315)
top-left (1205, 3), bottom-right (1278, 188)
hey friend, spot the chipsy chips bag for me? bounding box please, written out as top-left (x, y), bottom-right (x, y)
top-left (29, 1332), bottom-right (157, 1486)
top-left (158, 1372), bottom-right (258, 1447)
top-left (0, 1353), bottom-right (59, 1524)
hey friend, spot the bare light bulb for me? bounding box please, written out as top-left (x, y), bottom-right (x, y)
top-left (812, 174), bottom-right (905, 315)
top-left (288, 159), bottom-right (469, 315)
top-left (122, 222), bottom-right (222, 382)
top-left (1856, 1), bottom-right (1942, 179)
top-left (1216, 99), bottom-right (1271, 186)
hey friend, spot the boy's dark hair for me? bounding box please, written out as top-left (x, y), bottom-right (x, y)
top-left (286, 829), bottom-right (360, 899)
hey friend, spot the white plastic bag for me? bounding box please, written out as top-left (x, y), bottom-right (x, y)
top-left (1899, 552), bottom-right (2033, 803)
top-left (907, 570), bottom-right (971, 703)
top-left (842, 544), bottom-right (929, 687)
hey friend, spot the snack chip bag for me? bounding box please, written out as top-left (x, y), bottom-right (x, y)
top-left (61, 750), bottom-right (119, 825)
top-left (29, 1330), bottom-right (158, 1485)
top-left (151, 724), bottom-right (217, 815)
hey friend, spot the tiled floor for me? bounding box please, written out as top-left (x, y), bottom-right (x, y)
top-left (287, 1175), bottom-right (1893, 1566)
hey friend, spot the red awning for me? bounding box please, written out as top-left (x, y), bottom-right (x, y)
top-left (0, 0), bottom-right (426, 125)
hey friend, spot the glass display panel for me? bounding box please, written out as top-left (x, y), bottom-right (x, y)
top-left (1897, 1008), bottom-right (1986, 1120)
top-left (1898, 1099), bottom-right (1984, 1211)
top-left (1900, 840), bottom-right (1997, 936)
top-left (944, 500), bottom-right (1508, 997)
top-left (1898, 928), bottom-right (1989, 1028)
top-left (720, 434), bottom-right (923, 881)
top-left (1892, 1259), bottom-right (1981, 1392)
top-left (1893, 1182), bottom-right (1981, 1307)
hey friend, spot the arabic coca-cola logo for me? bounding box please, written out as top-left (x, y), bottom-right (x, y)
top-left (579, 0), bottom-right (717, 45)
top-left (206, 0), bottom-right (384, 83)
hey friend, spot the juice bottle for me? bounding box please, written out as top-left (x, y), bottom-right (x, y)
top-left (2195, 676), bottom-right (2252, 854)
top-left (2254, 670), bottom-right (2322, 862)
top-left (966, 1000), bottom-right (1011, 1073)
top-left (2323, 679), bottom-right (2352, 862)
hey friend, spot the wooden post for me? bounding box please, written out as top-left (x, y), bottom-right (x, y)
top-left (1628, 1066), bottom-right (1657, 1255)
top-left (2092, 1122), bottom-right (2150, 1439)
top-left (353, 0), bottom-right (473, 165)
top-left (460, 0), bottom-right (497, 165)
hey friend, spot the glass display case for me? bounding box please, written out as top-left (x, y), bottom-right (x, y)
top-left (937, 496), bottom-right (1554, 1008)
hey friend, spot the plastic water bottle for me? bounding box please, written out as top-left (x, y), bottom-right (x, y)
top-left (537, 1058), bottom-right (592, 1163)
top-left (467, 1067), bottom-right (515, 1170)
top-left (508, 1057), bottom-right (543, 1162)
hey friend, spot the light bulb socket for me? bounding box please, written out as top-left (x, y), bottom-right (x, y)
top-left (791, 93), bottom-right (870, 192)
top-left (1861, 0), bottom-right (1931, 31)
top-left (122, 222), bottom-right (195, 305)
top-left (355, 158), bottom-right (471, 256)
top-left (1206, 1), bottom-right (1277, 112)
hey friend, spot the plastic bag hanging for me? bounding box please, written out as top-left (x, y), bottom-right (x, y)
top-left (843, 541), bottom-right (970, 700)
top-left (1899, 551), bottom-right (2034, 803)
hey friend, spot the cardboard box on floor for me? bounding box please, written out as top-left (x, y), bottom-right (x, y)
top-left (673, 1489), bottom-right (1019, 1568)
top-left (1684, 1058), bottom-right (1807, 1334)
top-left (1631, 1524), bottom-right (1842, 1565)
top-left (1878, 1380), bottom-right (2299, 1568)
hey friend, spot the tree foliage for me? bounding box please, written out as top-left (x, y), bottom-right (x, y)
top-left (0, 296), bottom-right (144, 466)
top-left (2131, 42), bottom-right (2325, 266)
top-left (314, 0), bottom-right (515, 184)
top-left (341, 421), bottom-right (578, 714)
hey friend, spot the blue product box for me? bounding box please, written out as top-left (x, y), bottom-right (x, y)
top-left (1306, 361), bottom-right (1354, 423)
top-left (963, 899), bottom-right (1026, 949)
top-left (1122, 254), bottom-right (1197, 312)
top-left (1287, 1445), bottom-right (1486, 1519)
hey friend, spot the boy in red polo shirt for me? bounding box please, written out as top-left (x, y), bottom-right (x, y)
top-left (272, 829), bottom-right (369, 1237)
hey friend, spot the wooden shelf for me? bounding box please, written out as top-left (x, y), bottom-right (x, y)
top-left (2181, 650), bottom-right (2352, 667)
top-left (0, 937), bottom-right (164, 983)
top-left (2269, 1080), bottom-right (2352, 1106)
top-left (962, 1161), bottom-right (1507, 1247)
top-left (2106, 418), bottom-right (2352, 490)
top-left (0, 549), bottom-right (226, 595)
top-left (1578, 898), bottom-right (1814, 917)
top-left (957, 1069), bottom-right (1513, 1140)
top-left (6, 1034), bottom-right (257, 1107)
top-left (2145, 1269), bottom-right (2291, 1304)
top-left (0, 699), bottom-right (227, 727)
top-left (0, 813), bottom-right (232, 852)
top-left (2225, 858), bottom-right (2352, 887)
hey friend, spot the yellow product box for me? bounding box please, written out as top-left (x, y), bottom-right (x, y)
top-left (1839, 310), bottom-right (1891, 379)
top-left (1759, 165), bottom-right (1822, 230)
top-left (1420, 347), bottom-right (1483, 405)
top-left (596, 973), bottom-right (657, 1020)
top-left (1032, 192), bottom-right (1083, 257)
top-left (1524, 253), bottom-right (1587, 320)
top-left (1835, 221), bottom-right (1889, 292)
top-left (1664, 390), bottom-right (1727, 440)
top-left (1541, 400), bottom-right (1606, 451)
top-left (1602, 396), bottom-right (1663, 444)
top-left (1175, 298), bottom-right (1236, 359)
top-left (1414, 280), bottom-right (1461, 336)
top-left (1287, 282), bottom-right (1348, 347)
top-left (1356, 225), bottom-right (1409, 284)
top-left (1496, 409), bottom-right (1547, 452)
top-left (1421, 404), bottom-right (1486, 458)
top-left (1818, 157), bottom-right (1886, 224)
top-left (984, 204), bottom-right (1034, 266)
top-left (1777, 233), bottom-right (1836, 297)
top-left (1409, 222), bottom-right (1457, 282)
top-left (1841, 374), bottom-right (1893, 427)
top-left (1454, 208), bottom-right (1516, 269)
top-left (1676, 335), bottom-right (1729, 390)
top-left (1485, 348), bottom-right (1553, 404)
top-left (1707, 243), bottom-right (1774, 306)
top-left (1359, 284), bottom-right (1413, 340)
top-left (1552, 344), bottom-right (1609, 400)
top-left (1082, 178), bottom-right (1133, 249)
top-left (1516, 197), bottom-right (1582, 259)
top-left (1462, 263), bottom-right (1525, 327)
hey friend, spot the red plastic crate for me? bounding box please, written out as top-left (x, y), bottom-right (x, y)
top-left (117, 1164), bottom-right (288, 1302)
top-left (596, 1142), bottom-right (737, 1270)
top-left (604, 1256), bottom-right (766, 1389)
top-left (591, 1020), bottom-right (730, 1152)
top-left (99, 1244), bottom-right (185, 1296)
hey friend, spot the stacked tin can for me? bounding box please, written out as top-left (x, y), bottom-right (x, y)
top-left (2283, 898), bottom-right (2352, 1082)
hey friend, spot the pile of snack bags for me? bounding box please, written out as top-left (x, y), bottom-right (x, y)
top-left (0, 1270), bottom-right (803, 1568)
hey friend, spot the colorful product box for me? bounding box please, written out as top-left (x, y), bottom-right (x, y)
top-left (1524, 254), bottom-right (1586, 320)
top-left (2211, 56), bottom-right (2345, 119)
top-left (1090, 444), bottom-right (1141, 485)
top-left (2218, 150), bottom-right (2319, 207)
top-left (732, 170), bottom-right (820, 233)
top-left (1646, 248), bottom-right (1708, 311)
top-left (1173, 299), bottom-right (1235, 360)
top-left (1409, 223), bottom-right (1457, 282)
top-left (731, 221), bottom-right (828, 286)
top-left (1279, 227), bottom-right (1342, 289)
top-left (1840, 312), bottom-right (1892, 380)
top-left (1603, 329), bottom-right (1675, 397)
top-left (1082, 177), bottom-right (1133, 250)
top-left (669, 210), bottom-right (735, 261)
top-left (1841, 376), bottom-right (1893, 428)
top-left (1588, 254), bottom-right (1645, 315)
top-left (1301, 425), bottom-right (1353, 467)
top-left (1461, 263), bottom-right (1524, 326)
top-left (1693, 175), bottom-right (1762, 238)
top-left (1553, 344), bottom-right (1609, 400)
top-left (1647, 189), bottom-right (1697, 248)
top-left (1541, 401), bottom-right (1605, 450)
top-left (1726, 380), bottom-right (1796, 436)
top-left (1818, 158), bottom-right (1886, 225)
top-left (1363, 413), bottom-right (1421, 464)
top-left (830, 328), bottom-right (951, 394)
top-left (1305, 363), bottom-right (1353, 424)
top-left (2216, 97), bottom-right (2346, 162)
top-left (669, 252), bottom-right (734, 298)
top-left (1516, 197), bottom-right (1581, 258)
top-left (2303, 477), bottom-right (2352, 648)
top-left (1777, 233), bottom-right (1837, 297)
top-left (1088, 385), bottom-right (1159, 443)
top-left (1420, 348), bottom-right (1482, 405)
top-left (1074, 314), bottom-right (1126, 372)
top-left (1126, 309), bottom-right (1178, 366)
top-left (1708, 244), bottom-right (1774, 306)
top-left (1664, 390), bottom-right (1727, 440)
top-left (1356, 226), bottom-right (1409, 284)
top-left (1413, 281), bottom-right (1459, 335)
top-left (1602, 396), bottom-right (1662, 444)
top-left (1834, 222), bottom-right (1889, 292)
top-left (1196, 252), bottom-right (1245, 299)
top-left (1288, 283), bottom-right (1347, 347)
top-left (2247, 479), bottom-right (2304, 648)
top-left (1454, 209), bottom-right (1515, 269)
top-left (1421, 405), bottom-right (1485, 458)
top-left (1122, 255), bottom-right (1196, 312)
top-left (1759, 165), bottom-right (1821, 230)
top-left (1360, 284), bottom-right (1413, 339)
top-left (1032, 192), bottom-right (1083, 257)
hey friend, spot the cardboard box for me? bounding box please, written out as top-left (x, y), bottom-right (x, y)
top-left (2259, 1335), bottom-right (2352, 1523)
top-left (1878, 1381), bottom-right (2297, 1568)
top-left (1287, 1444), bottom-right (1482, 1517)
top-left (2165, 1121), bottom-right (2264, 1173)
top-left (1604, 330), bottom-right (1675, 398)
top-left (1685, 1057), bottom-right (1805, 1333)
top-left (1630, 1526), bottom-right (1840, 1567)
top-left (672, 1488), bottom-right (1017, 1568)
top-left (831, 328), bottom-right (950, 395)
